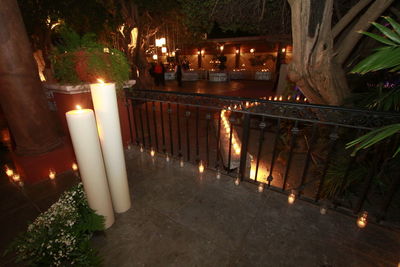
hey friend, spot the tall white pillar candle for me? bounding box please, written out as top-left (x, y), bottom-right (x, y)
top-left (90, 82), bottom-right (131, 213)
top-left (66, 108), bottom-right (115, 228)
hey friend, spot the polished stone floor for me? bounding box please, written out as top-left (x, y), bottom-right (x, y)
top-left (91, 148), bottom-right (399, 267)
top-left (1, 145), bottom-right (399, 266)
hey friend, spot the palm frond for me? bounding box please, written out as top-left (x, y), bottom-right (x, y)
top-left (346, 124), bottom-right (400, 156)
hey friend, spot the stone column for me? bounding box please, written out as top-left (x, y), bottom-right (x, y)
top-left (0, 0), bottom-right (62, 155)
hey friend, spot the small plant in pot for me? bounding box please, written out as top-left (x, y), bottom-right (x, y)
top-left (51, 26), bottom-right (130, 89)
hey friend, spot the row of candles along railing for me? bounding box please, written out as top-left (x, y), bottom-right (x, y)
top-left (125, 96), bottom-right (371, 230)
top-left (134, 132), bottom-right (369, 229)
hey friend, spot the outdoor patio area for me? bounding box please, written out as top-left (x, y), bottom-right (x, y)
top-left (90, 148), bottom-right (399, 266)
top-left (1, 145), bottom-right (399, 266)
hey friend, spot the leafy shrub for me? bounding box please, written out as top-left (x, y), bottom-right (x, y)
top-left (5, 183), bottom-right (104, 266)
top-left (51, 26), bottom-right (130, 89)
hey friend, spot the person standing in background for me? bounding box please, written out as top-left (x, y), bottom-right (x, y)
top-left (153, 61), bottom-right (165, 86)
top-left (175, 62), bottom-right (182, 87)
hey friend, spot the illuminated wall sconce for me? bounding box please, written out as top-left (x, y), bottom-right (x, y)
top-left (288, 190), bottom-right (296, 204)
top-left (250, 48), bottom-right (255, 53)
top-left (357, 211), bottom-right (368, 228)
top-left (161, 47), bottom-right (167, 53)
top-left (152, 54), bottom-right (158, 60)
top-left (49, 170), bottom-right (56, 180)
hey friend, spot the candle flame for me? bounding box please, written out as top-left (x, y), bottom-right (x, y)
top-left (97, 78), bottom-right (105, 84)
top-left (76, 105), bottom-right (82, 110)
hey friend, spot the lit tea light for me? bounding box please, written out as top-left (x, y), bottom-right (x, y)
top-left (72, 163), bottom-right (78, 171)
top-left (320, 206), bottom-right (328, 215)
top-left (357, 211), bottom-right (368, 229)
top-left (216, 169), bottom-right (221, 179)
top-left (268, 96), bottom-right (272, 101)
top-left (296, 96), bottom-right (300, 101)
top-left (150, 148), bottom-right (155, 157)
top-left (198, 161), bottom-right (205, 173)
top-left (279, 96), bottom-right (283, 101)
top-left (304, 98), bottom-right (307, 102)
top-left (258, 183), bottom-right (264, 193)
top-left (287, 95), bottom-right (291, 101)
top-left (5, 166), bottom-right (13, 177)
top-left (288, 191), bottom-right (296, 204)
top-left (12, 173), bottom-right (20, 182)
top-left (273, 96), bottom-right (278, 101)
top-left (49, 170), bottom-right (56, 180)
top-left (234, 177), bottom-right (240, 186)
top-left (235, 147), bottom-right (241, 155)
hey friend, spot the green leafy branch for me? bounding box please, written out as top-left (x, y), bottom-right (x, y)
top-left (351, 16), bottom-right (400, 74)
top-left (348, 17), bottom-right (400, 156)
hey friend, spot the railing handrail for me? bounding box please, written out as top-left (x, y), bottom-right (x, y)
top-left (126, 88), bottom-right (400, 130)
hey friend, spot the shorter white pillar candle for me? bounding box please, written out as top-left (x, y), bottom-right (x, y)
top-left (66, 108), bottom-right (115, 229)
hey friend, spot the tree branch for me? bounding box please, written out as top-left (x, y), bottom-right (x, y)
top-left (335, 0), bottom-right (394, 65)
top-left (332, 0), bottom-right (373, 39)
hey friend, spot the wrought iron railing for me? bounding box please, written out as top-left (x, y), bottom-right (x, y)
top-left (124, 89), bottom-right (400, 228)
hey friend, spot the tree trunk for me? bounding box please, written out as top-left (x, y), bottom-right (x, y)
top-left (288, 0), bottom-right (394, 106)
top-left (288, 0), bottom-right (349, 105)
top-left (0, 0), bottom-right (62, 155)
